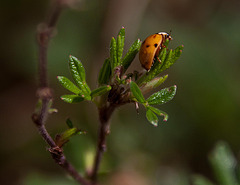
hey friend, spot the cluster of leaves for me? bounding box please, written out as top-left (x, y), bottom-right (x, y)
top-left (98, 27), bottom-right (141, 84)
top-left (192, 141), bottom-right (240, 185)
top-left (130, 82), bottom-right (176, 126)
top-left (57, 27), bottom-right (183, 126)
top-left (57, 56), bottom-right (112, 103)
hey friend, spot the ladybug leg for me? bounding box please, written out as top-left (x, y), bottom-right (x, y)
top-left (157, 57), bottom-right (161, 64)
top-left (155, 46), bottom-right (161, 64)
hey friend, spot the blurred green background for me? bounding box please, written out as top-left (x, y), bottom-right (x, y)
top-left (1, 0), bottom-right (240, 184)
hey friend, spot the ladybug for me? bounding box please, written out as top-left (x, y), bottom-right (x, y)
top-left (139, 32), bottom-right (172, 71)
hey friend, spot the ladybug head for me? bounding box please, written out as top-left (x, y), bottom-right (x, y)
top-left (158, 32), bottom-right (172, 41)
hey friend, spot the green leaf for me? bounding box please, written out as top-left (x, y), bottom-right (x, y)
top-left (66, 118), bottom-right (73, 128)
top-left (90, 85), bottom-right (112, 99)
top-left (98, 58), bottom-right (111, 85)
top-left (117, 27), bottom-right (125, 66)
top-left (68, 56), bottom-right (91, 99)
top-left (57, 76), bottom-right (81, 94)
top-left (209, 141), bottom-right (238, 185)
top-left (163, 38), bottom-right (170, 48)
top-left (192, 175), bottom-right (215, 185)
top-left (48, 108), bottom-right (58, 114)
top-left (33, 99), bottom-right (42, 115)
top-left (146, 109), bottom-right (158, 126)
top-left (110, 37), bottom-right (117, 71)
top-left (130, 81), bottom-right (146, 103)
top-left (117, 35), bottom-right (123, 66)
top-left (148, 106), bottom-right (168, 121)
top-left (46, 99), bottom-right (57, 114)
top-left (158, 47), bottom-right (167, 66)
top-left (152, 75), bottom-right (168, 88)
top-left (118, 27), bottom-right (125, 44)
top-left (161, 45), bottom-right (184, 72)
top-left (60, 94), bottom-right (84, 103)
top-left (122, 39), bottom-right (141, 72)
top-left (61, 128), bottom-right (78, 140)
top-left (147, 85), bottom-right (177, 105)
top-left (69, 55), bottom-right (86, 82)
top-left (55, 128), bottom-right (79, 147)
top-left (140, 74), bottom-right (168, 94)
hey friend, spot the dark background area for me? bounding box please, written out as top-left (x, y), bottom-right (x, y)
top-left (0, 0), bottom-right (240, 184)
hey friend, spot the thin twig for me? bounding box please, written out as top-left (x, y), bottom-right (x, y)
top-left (37, 0), bottom-right (63, 88)
top-left (89, 78), bottom-right (131, 183)
top-left (32, 1), bottom-right (92, 185)
top-left (31, 116), bottom-right (92, 185)
top-left (37, 120), bottom-right (56, 148)
top-left (90, 104), bottom-right (116, 183)
top-left (49, 146), bottom-right (91, 185)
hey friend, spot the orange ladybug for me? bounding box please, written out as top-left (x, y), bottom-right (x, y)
top-left (139, 32), bottom-right (172, 71)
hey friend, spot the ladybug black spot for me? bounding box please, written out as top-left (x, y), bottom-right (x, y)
top-left (146, 45), bottom-right (150, 48)
top-left (154, 43), bottom-right (158, 48)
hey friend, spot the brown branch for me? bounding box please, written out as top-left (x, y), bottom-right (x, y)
top-left (37, 0), bottom-right (62, 88)
top-left (90, 104), bottom-right (116, 183)
top-left (49, 146), bottom-right (91, 185)
top-left (32, 114), bottom-right (91, 185)
top-left (32, 1), bottom-right (92, 185)
top-left (32, 110), bottom-right (92, 185)
top-left (89, 78), bottom-right (131, 183)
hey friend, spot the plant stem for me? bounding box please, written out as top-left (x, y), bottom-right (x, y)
top-left (32, 1), bottom-right (93, 185)
top-left (32, 115), bottom-right (92, 185)
top-left (37, 0), bottom-right (62, 88)
top-left (37, 118), bottom-right (56, 148)
top-left (49, 145), bottom-right (92, 185)
top-left (90, 104), bottom-right (116, 183)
